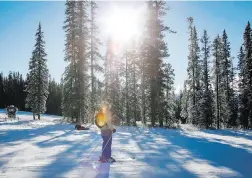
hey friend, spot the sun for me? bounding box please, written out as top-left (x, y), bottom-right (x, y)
top-left (103, 5), bottom-right (145, 43)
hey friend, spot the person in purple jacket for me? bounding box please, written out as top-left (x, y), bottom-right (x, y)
top-left (96, 103), bottom-right (116, 163)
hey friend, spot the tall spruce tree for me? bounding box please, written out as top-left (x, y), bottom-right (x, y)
top-left (124, 40), bottom-right (141, 126)
top-left (25, 23), bottom-right (49, 120)
top-left (186, 17), bottom-right (201, 125)
top-left (62, 1), bottom-right (89, 123)
top-left (142, 1), bottom-right (174, 126)
top-left (175, 90), bottom-right (183, 123)
top-left (0, 73), bottom-right (4, 108)
top-left (139, 33), bottom-right (148, 125)
top-left (76, 0), bottom-right (89, 122)
top-left (220, 30), bottom-right (232, 127)
top-left (200, 30), bottom-right (213, 128)
top-left (229, 58), bottom-right (238, 127)
top-left (240, 22), bottom-right (252, 128)
top-left (62, 1), bottom-right (78, 122)
top-left (89, 1), bottom-right (103, 122)
top-left (181, 81), bottom-right (189, 123)
top-left (238, 45), bottom-right (246, 127)
top-left (163, 63), bottom-right (176, 127)
top-left (212, 35), bottom-right (222, 129)
top-left (46, 77), bottom-right (62, 116)
top-left (104, 38), bottom-right (122, 119)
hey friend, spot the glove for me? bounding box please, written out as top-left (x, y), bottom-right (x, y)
top-left (112, 128), bottom-right (116, 133)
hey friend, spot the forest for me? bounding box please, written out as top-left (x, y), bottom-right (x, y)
top-left (0, 1), bottom-right (252, 129)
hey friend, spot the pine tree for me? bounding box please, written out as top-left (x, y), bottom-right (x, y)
top-left (89, 1), bottom-right (103, 122)
top-left (200, 30), bottom-right (213, 128)
top-left (62, 1), bottom-right (89, 123)
top-left (186, 17), bottom-right (201, 125)
top-left (125, 47), bottom-right (130, 125)
top-left (238, 45), bottom-right (246, 127)
top-left (62, 1), bottom-right (81, 123)
top-left (139, 35), bottom-right (148, 125)
top-left (229, 58), bottom-right (238, 127)
top-left (181, 81), bottom-right (189, 123)
top-left (142, 1), bottom-right (174, 127)
top-left (163, 63), bottom-right (176, 127)
top-left (0, 73), bottom-right (4, 108)
top-left (25, 23), bottom-right (49, 120)
top-left (220, 30), bottom-right (232, 127)
top-left (46, 77), bottom-right (62, 116)
top-left (104, 38), bottom-right (122, 119)
top-left (123, 40), bottom-right (141, 126)
top-left (240, 22), bottom-right (252, 128)
top-left (212, 35), bottom-right (222, 129)
top-left (175, 90), bottom-right (183, 123)
top-left (62, 1), bottom-right (77, 122)
top-left (76, 0), bottom-right (89, 122)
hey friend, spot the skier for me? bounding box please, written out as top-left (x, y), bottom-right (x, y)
top-left (95, 103), bottom-right (116, 163)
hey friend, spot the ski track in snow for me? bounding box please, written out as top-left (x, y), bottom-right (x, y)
top-left (0, 112), bottom-right (252, 178)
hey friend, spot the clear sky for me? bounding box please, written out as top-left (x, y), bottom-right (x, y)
top-left (0, 1), bottom-right (252, 92)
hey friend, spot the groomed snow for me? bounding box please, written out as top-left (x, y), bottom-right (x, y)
top-left (0, 111), bottom-right (252, 178)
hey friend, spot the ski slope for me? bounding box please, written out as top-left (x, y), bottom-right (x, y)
top-left (0, 111), bottom-right (252, 178)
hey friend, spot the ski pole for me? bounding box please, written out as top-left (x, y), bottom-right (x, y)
top-left (85, 138), bottom-right (103, 159)
top-left (101, 133), bottom-right (112, 154)
top-left (85, 131), bottom-right (112, 160)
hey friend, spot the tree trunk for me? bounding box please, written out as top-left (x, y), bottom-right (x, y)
top-left (141, 54), bottom-right (146, 125)
top-left (216, 64), bottom-right (220, 129)
top-left (125, 52), bottom-right (129, 125)
top-left (133, 52), bottom-right (137, 126)
top-left (91, 2), bottom-right (95, 124)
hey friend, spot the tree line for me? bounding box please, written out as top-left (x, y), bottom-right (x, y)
top-left (179, 17), bottom-right (252, 129)
top-left (0, 71), bottom-right (62, 116)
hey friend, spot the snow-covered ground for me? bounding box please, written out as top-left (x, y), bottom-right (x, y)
top-left (0, 111), bottom-right (252, 178)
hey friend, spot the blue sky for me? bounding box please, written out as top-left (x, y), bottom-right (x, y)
top-left (0, 1), bottom-right (251, 91)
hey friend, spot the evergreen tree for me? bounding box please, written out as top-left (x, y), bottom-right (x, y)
top-left (46, 77), bottom-right (62, 116)
top-left (123, 40), bottom-right (141, 126)
top-left (238, 45), bottom-right (246, 127)
top-left (220, 30), bottom-right (232, 127)
top-left (163, 63), bottom-right (176, 127)
top-left (25, 23), bottom-right (49, 120)
top-left (181, 81), bottom-right (189, 123)
top-left (104, 38), bottom-right (122, 119)
top-left (199, 30), bottom-right (213, 128)
top-left (175, 90), bottom-right (183, 123)
top-left (0, 72), bottom-right (26, 110)
top-left (0, 73), bottom-right (4, 108)
top-left (76, 0), bottom-right (89, 122)
top-left (139, 35), bottom-right (148, 125)
top-left (89, 1), bottom-right (103, 122)
top-left (240, 22), bottom-right (252, 128)
top-left (229, 58), bottom-right (238, 127)
top-left (212, 35), bottom-right (222, 129)
top-left (62, 1), bottom-right (78, 122)
top-left (62, 1), bottom-right (89, 123)
top-left (186, 17), bottom-right (201, 125)
top-left (142, 1), bottom-right (174, 127)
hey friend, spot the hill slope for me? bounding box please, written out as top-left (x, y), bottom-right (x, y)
top-left (0, 112), bottom-right (252, 178)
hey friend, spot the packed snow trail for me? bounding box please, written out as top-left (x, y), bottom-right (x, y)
top-left (0, 112), bottom-right (252, 178)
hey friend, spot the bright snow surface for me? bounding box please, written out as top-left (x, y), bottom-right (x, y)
top-left (0, 110), bottom-right (252, 178)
